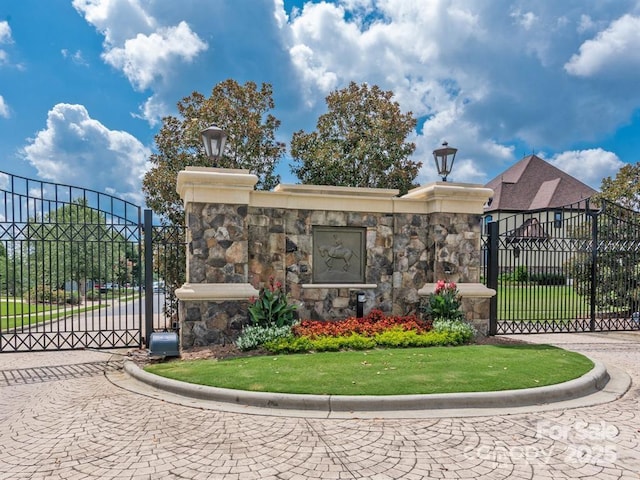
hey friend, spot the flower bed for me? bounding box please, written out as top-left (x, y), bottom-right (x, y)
top-left (292, 310), bottom-right (431, 338)
top-left (236, 309), bottom-right (476, 354)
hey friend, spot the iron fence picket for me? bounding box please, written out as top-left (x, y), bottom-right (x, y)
top-left (484, 198), bottom-right (640, 334)
top-left (0, 171), bottom-right (185, 353)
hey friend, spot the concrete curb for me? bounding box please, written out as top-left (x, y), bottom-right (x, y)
top-left (123, 359), bottom-right (614, 412)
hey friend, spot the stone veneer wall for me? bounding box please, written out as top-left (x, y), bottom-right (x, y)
top-left (175, 167), bottom-right (495, 348)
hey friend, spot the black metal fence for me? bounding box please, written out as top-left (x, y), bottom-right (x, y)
top-left (0, 171), bottom-right (185, 352)
top-left (484, 198), bottom-right (640, 334)
top-left (143, 210), bottom-right (186, 345)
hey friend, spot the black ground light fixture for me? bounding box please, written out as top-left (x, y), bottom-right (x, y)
top-left (201, 124), bottom-right (227, 161)
top-left (356, 291), bottom-right (366, 318)
top-left (433, 141), bottom-right (458, 182)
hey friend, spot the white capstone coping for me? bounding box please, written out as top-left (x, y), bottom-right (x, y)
top-left (176, 167), bottom-right (258, 205)
top-left (176, 167), bottom-right (494, 214)
top-left (175, 283), bottom-right (259, 301)
top-left (251, 190), bottom-right (399, 213)
top-left (274, 184), bottom-right (400, 197)
top-left (418, 283), bottom-right (496, 298)
top-left (301, 284), bottom-right (378, 289)
top-left (401, 182), bottom-right (494, 214)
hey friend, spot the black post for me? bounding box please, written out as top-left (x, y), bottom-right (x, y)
top-left (144, 209), bottom-right (154, 346)
top-left (356, 291), bottom-right (366, 318)
top-left (589, 206), bottom-right (598, 332)
top-left (487, 221), bottom-right (499, 336)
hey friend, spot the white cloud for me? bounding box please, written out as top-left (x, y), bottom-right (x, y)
top-left (73, 0), bottom-right (207, 125)
top-left (0, 20), bottom-right (12, 65)
top-left (510, 9), bottom-right (538, 30)
top-left (549, 148), bottom-right (624, 189)
top-left (134, 94), bottom-right (169, 127)
top-left (61, 49), bottom-right (89, 66)
top-left (102, 21), bottom-right (207, 91)
top-left (565, 14), bottom-right (640, 77)
top-left (577, 14), bottom-right (596, 34)
top-left (0, 21), bottom-right (11, 43)
top-left (0, 95), bottom-right (9, 118)
top-left (415, 102), bottom-right (514, 184)
top-left (274, 0), bottom-right (640, 184)
top-left (22, 103), bottom-right (150, 204)
top-left (72, 0), bottom-right (155, 45)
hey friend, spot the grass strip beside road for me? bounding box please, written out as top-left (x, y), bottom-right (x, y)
top-left (145, 344), bottom-right (593, 396)
top-left (1, 300), bottom-right (105, 329)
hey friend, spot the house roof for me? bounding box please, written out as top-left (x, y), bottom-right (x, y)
top-left (484, 155), bottom-right (597, 213)
top-left (506, 218), bottom-right (549, 242)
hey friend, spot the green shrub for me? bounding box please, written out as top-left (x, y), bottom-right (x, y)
top-left (248, 277), bottom-right (297, 327)
top-left (374, 327), bottom-right (416, 347)
top-left (235, 324), bottom-right (293, 351)
top-left (340, 333), bottom-right (377, 350)
top-left (28, 286), bottom-right (67, 304)
top-left (374, 328), bottom-right (470, 348)
top-left (308, 336), bottom-right (343, 352)
top-left (530, 273), bottom-right (566, 286)
top-left (316, 333), bottom-right (375, 351)
top-left (264, 336), bottom-right (312, 354)
top-left (513, 266), bottom-right (528, 282)
top-left (65, 293), bottom-right (81, 305)
top-left (85, 289), bottom-right (101, 301)
top-left (264, 326), bottom-right (475, 354)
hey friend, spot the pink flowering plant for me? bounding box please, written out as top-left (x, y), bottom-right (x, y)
top-left (420, 280), bottom-right (464, 321)
top-left (248, 277), bottom-right (297, 327)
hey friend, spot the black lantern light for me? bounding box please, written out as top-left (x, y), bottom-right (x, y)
top-left (201, 124), bottom-right (227, 161)
top-left (432, 141), bottom-right (458, 182)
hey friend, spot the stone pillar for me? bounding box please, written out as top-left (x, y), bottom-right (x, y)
top-left (175, 167), bottom-right (259, 348)
top-left (404, 182), bottom-right (496, 332)
top-left (418, 283), bottom-right (495, 335)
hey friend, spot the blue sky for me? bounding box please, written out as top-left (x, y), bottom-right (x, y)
top-left (1, 0), bottom-right (640, 207)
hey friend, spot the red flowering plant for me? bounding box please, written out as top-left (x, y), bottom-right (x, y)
top-left (420, 280), bottom-right (464, 321)
top-left (292, 309), bottom-right (432, 339)
top-left (248, 277), bottom-right (297, 327)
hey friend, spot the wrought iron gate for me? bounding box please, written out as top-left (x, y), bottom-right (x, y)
top-left (0, 171), bottom-right (184, 352)
top-left (483, 198), bottom-right (640, 334)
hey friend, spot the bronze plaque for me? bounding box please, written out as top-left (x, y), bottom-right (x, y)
top-left (312, 227), bottom-right (366, 283)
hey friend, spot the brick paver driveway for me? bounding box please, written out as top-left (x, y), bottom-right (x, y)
top-left (1, 332), bottom-right (639, 479)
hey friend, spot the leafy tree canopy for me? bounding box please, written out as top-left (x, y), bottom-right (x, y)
top-left (598, 162), bottom-right (640, 211)
top-left (143, 79), bottom-right (286, 226)
top-left (290, 82), bottom-right (420, 195)
top-left (26, 199), bottom-right (127, 295)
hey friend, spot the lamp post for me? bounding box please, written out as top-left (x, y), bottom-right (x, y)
top-left (201, 124), bottom-right (227, 162)
top-left (432, 141), bottom-right (457, 182)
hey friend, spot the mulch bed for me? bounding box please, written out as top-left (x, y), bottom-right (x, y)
top-left (128, 334), bottom-right (528, 367)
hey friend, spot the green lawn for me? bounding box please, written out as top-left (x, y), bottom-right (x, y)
top-left (1, 298), bottom-right (104, 329)
top-left (498, 284), bottom-right (590, 321)
top-left (145, 344), bottom-right (593, 395)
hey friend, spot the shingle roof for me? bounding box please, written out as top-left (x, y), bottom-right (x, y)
top-left (484, 155), bottom-right (597, 212)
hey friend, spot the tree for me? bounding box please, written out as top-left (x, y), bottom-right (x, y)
top-left (598, 163), bottom-right (640, 210)
top-left (570, 198), bottom-right (640, 315)
top-left (290, 82), bottom-right (420, 195)
top-left (143, 79), bottom-right (286, 226)
top-left (25, 200), bottom-right (127, 301)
